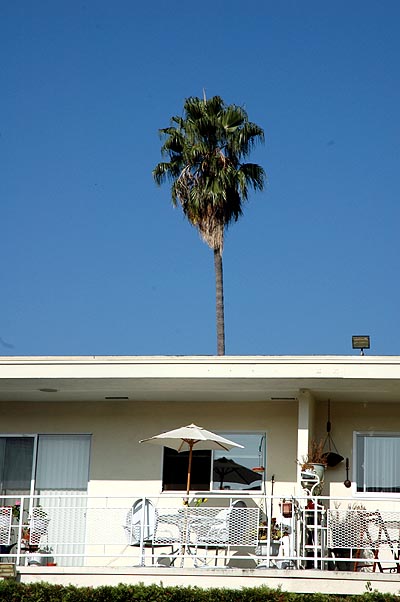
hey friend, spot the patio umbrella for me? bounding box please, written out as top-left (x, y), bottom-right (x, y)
top-left (140, 423), bottom-right (243, 496)
top-left (213, 457), bottom-right (261, 489)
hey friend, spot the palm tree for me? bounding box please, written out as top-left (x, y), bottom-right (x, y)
top-left (153, 95), bottom-right (266, 355)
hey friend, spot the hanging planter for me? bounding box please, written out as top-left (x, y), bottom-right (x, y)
top-left (280, 500), bottom-right (293, 518)
top-left (323, 451), bottom-right (344, 468)
top-left (322, 400), bottom-right (344, 468)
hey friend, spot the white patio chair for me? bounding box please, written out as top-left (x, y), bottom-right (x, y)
top-left (0, 507), bottom-right (13, 553)
top-left (193, 500), bottom-right (259, 566)
top-left (29, 506), bottom-right (50, 549)
top-left (124, 498), bottom-right (175, 565)
top-left (124, 498), bottom-right (156, 546)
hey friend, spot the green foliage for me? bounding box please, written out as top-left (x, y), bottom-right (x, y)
top-left (1, 582), bottom-right (399, 602)
top-left (153, 95), bottom-right (266, 253)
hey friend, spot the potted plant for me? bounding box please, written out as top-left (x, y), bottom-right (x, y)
top-left (12, 501), bottom-right (21, 520)
top-left (300, 439), bottom-right (327, 493)
top-left (27, 545), bottom-right (55, 566)
top-left (258, 517), bottom-right (285, 556)
top-left (40, 545), bottom-right (55, 566)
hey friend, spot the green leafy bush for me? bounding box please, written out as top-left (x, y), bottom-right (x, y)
top-left (0, 582), bottom-right (398, 602)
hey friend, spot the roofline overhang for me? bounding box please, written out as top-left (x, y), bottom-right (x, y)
top-left (0, 355), bottom-right (400, 404)
top-left (1, 354), bottom-right (400, 377)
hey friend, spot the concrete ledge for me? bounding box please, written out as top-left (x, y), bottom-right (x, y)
top-left (17, 566), bottom-right (400, 595)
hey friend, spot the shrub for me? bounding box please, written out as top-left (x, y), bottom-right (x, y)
top-left (0, 581), bottom-right (398, 602)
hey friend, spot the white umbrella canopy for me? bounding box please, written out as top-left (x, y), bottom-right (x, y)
top-left (140, 423), bottom-right (244, 495)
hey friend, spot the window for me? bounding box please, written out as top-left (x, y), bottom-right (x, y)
top-left (356, 433), bottom-right (400, 493)
top-left (0, 437), bottom-right (34, 493)
top-left (36, 435), bottom-right (90, 491)
top-left (0, 434), bottom-right (91, 496)
top-left (162, 432), bottom-right (265, 492)
top-left (162, 448), bottom-right (211, 491)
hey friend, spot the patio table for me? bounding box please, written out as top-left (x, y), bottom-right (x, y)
top-left (153, 508), bottom-right (193, 565)
top-left (154, 507), bottom-right (226, 566)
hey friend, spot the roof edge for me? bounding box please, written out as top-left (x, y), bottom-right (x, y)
top-left (0, 354), bottom-right (400, 366)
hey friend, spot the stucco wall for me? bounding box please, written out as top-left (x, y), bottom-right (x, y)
top-left (313, 400), bottom-right (400, 496)
top-left (2, 397), bottom-right (399, 499)
top-left (0, 399), bottom-right (298, 497)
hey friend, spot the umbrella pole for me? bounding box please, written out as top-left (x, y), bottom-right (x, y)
top-left (186, 441), bottom-right (193, 497)
top-left (180, 442), bottom-right (194, 566)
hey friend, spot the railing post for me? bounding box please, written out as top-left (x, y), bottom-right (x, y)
top-left (139, 496), bottom-right (146, 566)
top-left (15, 495), bottom-right (24, 566)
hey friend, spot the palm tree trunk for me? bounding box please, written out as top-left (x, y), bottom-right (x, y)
top-left (214, 248), bottom-right (225, 355)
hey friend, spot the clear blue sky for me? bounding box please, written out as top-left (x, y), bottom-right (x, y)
top-left (1, 1), bottom-right (399, 356)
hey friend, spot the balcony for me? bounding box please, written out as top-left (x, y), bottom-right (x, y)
top-left (1, 492), bottom-right (399, 577)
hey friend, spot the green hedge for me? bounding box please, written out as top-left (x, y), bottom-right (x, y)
top-left (0, 582), bottom-right (397, 602)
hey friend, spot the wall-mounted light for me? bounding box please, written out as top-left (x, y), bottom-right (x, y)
top-left (352, 335), bottom-right (370, 356)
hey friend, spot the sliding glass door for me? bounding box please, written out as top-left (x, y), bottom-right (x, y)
top-left (0, 434), bottom-right (91, 565)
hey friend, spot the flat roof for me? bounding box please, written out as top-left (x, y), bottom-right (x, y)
top-left (0, 355), bottom-right (399, 403)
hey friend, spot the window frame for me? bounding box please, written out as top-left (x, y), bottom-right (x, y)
top-left (354, 431), bottom-right (400, 496)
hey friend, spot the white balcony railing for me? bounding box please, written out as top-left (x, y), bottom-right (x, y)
top-left (1, 493), bottom-right (399, 572)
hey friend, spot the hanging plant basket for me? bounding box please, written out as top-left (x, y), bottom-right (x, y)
top-left (322, 400), bottom-right (344, 468)
top-left (322, 450), bottom-right (344, 468)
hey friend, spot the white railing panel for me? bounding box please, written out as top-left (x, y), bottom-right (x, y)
top-left (0, 493), bottom-right (399, 572)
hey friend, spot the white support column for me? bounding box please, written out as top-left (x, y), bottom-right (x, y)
top-left (297, 389), bottom-right (316, 493)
